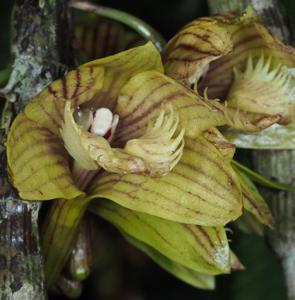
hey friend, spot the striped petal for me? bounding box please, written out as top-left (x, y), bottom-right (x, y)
top-left (7, 113), bottom-right (83, 200)
top-left (81, 42), bottom-right (163, 110)
top-left (24, 65), bottom-right (104, 135)
top-left (24, 42), bottom-right (162, 136)
top-left (114, 70), bottom-right (228, 143)
top-left (88, 136), bottom-right (242, 226)
top-left (7, 43), bottom-right (163, 200)
top-left (90, 200), bottom-right (231, 275)
top-left (114, 70), bottom-right (281, 148)
top-left (163, 12), bottom-right (295, 137)
top-left (124, 233), bottom-right (215, 290)
top-left (74, 13), bottom-right (142, 61)
top-left (61, 101), bottom-right (184, 176)
top-left (235, 212), bottom-right (265, 236)
top-left (200, 15), bottom-right (295, 102)
top-left (163, 17), bottom-right (233, 85)
top-left (234, 167), bottom-right (273, 227)
top-left (203, 127), bottom-right (235, 161)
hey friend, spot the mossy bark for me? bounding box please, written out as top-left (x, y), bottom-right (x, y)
top-left (0, 1), bottom-right (71, 299)
top-left (208, 0), bottom-right (295, 299)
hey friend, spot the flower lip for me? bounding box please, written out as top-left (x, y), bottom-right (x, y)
top-left (226, 54), bottom-right (295, 120)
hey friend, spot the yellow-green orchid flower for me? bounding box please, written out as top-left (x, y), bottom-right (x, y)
top-left (163, 10), bottom-right (295, 148)
top-left (6, 41), bottom-right (271, 290)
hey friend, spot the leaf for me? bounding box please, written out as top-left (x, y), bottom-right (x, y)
top-left (124, 233), bottom-right (216, 290)
top-left (88, 136), bottom-right (242, 226)
top-left (90, 200), bottom-right (231, 275)
top-left (7, 113), bottom-right (83, 200)
top-left (234, 166), bottom-right (273, 227)
top-left (0, 67), bottom-right (10, 87)
top-left (232, 160), bottom-right (293, 191)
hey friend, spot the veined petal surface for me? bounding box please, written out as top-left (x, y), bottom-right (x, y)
top-left (234, 168), bottom-right (273, 227)
top-left (124, 233), bottom-right (215, 290)
top-left (90, 201), bottom-right (231, 275)
top-left (7, 43), bottom-right (163, 200)
top-left (114, 71), bottom-right (227, 143)
top-left (7, 113), bottom-right (83, 200)
top-left (88, 137), bottom-right (242, 226)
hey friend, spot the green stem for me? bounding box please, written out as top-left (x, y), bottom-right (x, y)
top-left (41, 197), bottom-right (90, 288)
top-left (69, 1), bottom-right (166, 51)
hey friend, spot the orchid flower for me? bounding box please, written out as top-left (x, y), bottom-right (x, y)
top-left (163, 9), bottom-right (295, 148)
top-left (7, 40), bottom-right (272, 291)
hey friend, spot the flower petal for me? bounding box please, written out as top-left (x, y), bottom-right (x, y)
top-left (24, 42), bottom-right (162, 137)
top-left (82, 42), bottom-right (163, 110)
top-left (61, 101), bottom-right (146, 173)
top-left (203, 127), bottom-right (235, 161)
top-left (200, 17), bottom-right (295, 100)
top-left (24, 65), bottom-right (105, 135)
top-left (234, 167), bottom-right (273, 227)
top-left (124, 233), bottom-right (215, 289)
top-left (163, 17), bottom-right (233, 85)
top-left (90, 200), bottom-right (231, 275)
top-left (88, 136), bottom-right (242, 226)
top-left (235, 212), bottom-right (265, 236)
top-left (114, 71), bottom-right (227, 143)
top-left (163, 13), bottom-right (295, 135)
top-left (61, 102), bottom-right (184, 175)
top-left (7, 113), bottom-right (84, 200)
top-left (226, 55), bottom-right (295, 121)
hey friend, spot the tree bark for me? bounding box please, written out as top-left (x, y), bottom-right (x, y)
top-left (207, 0), bottom-right (295, 299)
top-left (0, 1), bottom-right (71, 299)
